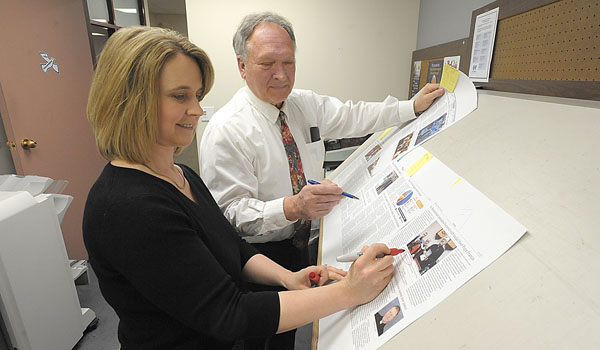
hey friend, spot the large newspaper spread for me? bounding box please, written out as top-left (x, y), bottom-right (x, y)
top-left (317, 75), bottom-right (527, 350)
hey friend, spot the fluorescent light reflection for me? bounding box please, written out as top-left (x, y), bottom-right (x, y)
top-left (115, 8), bottom-right (137, 14)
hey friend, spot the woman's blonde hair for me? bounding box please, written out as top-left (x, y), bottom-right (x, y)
top-left (87, 26), bottom-right (214, 164)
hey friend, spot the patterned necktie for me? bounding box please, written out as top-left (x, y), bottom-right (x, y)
top-left (279, 110), bottom-right (311, 249)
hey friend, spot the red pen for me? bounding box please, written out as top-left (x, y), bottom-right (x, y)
top-left (309, 272), bottom-right (320, 287)
top-left (336, 248), bottom-right (405, 262)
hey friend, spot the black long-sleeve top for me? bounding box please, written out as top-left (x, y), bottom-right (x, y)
top-left (83, 163), bottom-right (280, 349)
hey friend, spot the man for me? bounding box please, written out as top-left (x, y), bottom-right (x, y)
top-left (375, 305), bottom-right (402, 336)
top-left (419, 238), bottom-right (448, 273)
top-left (200, 12), bottom-right (443, 348)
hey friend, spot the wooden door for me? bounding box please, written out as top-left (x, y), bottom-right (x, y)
top-left (0, 0), bottom-right (106, 259)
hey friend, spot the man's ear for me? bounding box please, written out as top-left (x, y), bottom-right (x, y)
top-left (237, 56), bottom-right (247, 80)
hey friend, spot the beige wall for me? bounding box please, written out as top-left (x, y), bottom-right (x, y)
top-left (186, 0), bottom-right (420, 144)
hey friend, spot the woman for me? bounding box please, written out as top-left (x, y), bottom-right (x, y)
top-left (84, 26), bottom-right (394, 350)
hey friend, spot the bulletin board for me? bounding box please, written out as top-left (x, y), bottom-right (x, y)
top-left (407, 38), bottom-right (468, 99)
top-left (466, 0), bottom-right (600, 100)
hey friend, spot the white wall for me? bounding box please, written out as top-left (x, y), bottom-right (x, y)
top-left (149, 13), bottom-right (188, 36)
top-left (186, 0), bottom-right (420, 136)
top-left (416, 0), bottom-right (492, 49)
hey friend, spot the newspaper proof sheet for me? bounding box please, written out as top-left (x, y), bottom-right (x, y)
top-left (367, 70), bottom-right (477, 179)
top-left (318, 146), bottom-right (527, 350)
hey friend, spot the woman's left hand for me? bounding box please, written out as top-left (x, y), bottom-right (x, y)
top-left (284, 265), bottom-right (347, 290)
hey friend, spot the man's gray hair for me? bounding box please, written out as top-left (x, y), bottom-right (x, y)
top-left (233, 12), bottom-right (296, 61)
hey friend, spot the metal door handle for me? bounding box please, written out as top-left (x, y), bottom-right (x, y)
top-left (21, 138), bottom-right (37, 149)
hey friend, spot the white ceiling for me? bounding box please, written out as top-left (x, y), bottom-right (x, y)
top-left (147, 0), bottom-right (186, 15)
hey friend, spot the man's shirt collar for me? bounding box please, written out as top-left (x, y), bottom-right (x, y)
top-left (243, 86), bottom-right (289, 124)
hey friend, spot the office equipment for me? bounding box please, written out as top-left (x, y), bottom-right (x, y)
top-left (324, 135), bottom-right (373, 172)
top-left (0, 174), bottom-right (53, 196)
top-left (0, 188), bottom-right (96, 350)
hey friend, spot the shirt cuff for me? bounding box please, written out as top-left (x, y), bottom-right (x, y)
top-left (399, 99), bottom-right (418, 120)
top-left (263, 197), bottom-right (295, 232)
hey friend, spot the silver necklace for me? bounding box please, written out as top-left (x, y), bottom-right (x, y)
top-left (144, 163), bottom-right (186, 190)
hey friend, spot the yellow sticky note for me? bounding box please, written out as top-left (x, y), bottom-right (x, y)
top-left (440, 63), bottom-right (460, 92)
top-left (406, 152), bottom-right (433, 176)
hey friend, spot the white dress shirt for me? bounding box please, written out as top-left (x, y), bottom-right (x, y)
top-left (200, 87), bottom-right (416, 243)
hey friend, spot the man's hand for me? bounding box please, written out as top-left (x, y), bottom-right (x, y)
top-left (413, 83), bottom-right (445, 115)
top-left (283, 179), bottom-right (343, 221)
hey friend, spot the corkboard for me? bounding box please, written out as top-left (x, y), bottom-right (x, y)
top-left (408, 38), bottom-right (468, 99)
top-left (466, 0), bottom-right (600, 100)
top-left (491, 0), bottom-right (600, 81)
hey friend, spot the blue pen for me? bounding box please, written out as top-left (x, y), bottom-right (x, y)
top-left (307, 179), bottom-right (360, 200)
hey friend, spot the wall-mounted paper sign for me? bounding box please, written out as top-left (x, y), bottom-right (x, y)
top-left (469, 7), bottom-right (499, 82)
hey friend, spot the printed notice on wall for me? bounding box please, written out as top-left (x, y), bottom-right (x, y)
top-left (469, 7), bottom-right (499, 82)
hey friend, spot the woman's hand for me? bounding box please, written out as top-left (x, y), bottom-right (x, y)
top-left (342, 243), bottom-right (395, 305)
top-left (275, 245), bottom-right (393, 333)
top-left (282, 265), bottom-right (347, 290)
